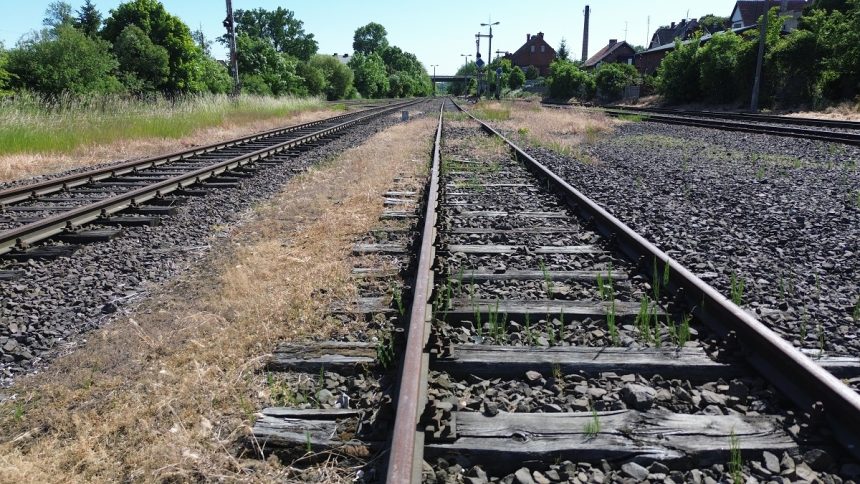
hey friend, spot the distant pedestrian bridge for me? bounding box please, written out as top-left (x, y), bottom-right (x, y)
top-left (431, 75), bottom-right (468, 83)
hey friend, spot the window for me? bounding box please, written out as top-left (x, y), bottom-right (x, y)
top-left (531, 46), bottom-right (535, 53)
top-left (732, 21), bottom-right (742, 28)
top-left (541, 45), bottom-right (545, 53)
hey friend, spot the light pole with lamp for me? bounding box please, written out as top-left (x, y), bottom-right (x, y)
top-left (480, 20), bottom-right (499, 65)
top-left (430, 64), bottom-right (438, 95)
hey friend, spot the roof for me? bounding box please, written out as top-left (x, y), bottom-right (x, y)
top-left (732, 0), bottom-right (810, 25)
top-left (638, 25), bottom-right (759, 56)
top-left (650, 19), bottom-right (701, 48)
top-left (510, 32), bottom-right (556, 59)
top-left (583, 40), bottom-right (634, 68)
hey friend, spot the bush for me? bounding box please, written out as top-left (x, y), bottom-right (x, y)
top-left (508, 66), bottom-right (525, 89)
top-left (594, 63), bottom-right (638, 101)
top-left (525, 65), bottom-right (540, 80)
top-left (547, 60), bottom-right (592, 100)
top-left (7, 25), bottom-right (122, 96)
top-left (348, 52), bottom-right (388, 98)
top-left (697, 32), bottom-right (744, 103)
top-left (199, 57), bottom-right (232, 94)
top-left (113, 25), bottom-right (169, 92)
top-left (768, 29), bottom-right (819, 105)
top-left (656, 38), bottom-right (701, 104)
top-left (308, 54), bottom-right (354, 100)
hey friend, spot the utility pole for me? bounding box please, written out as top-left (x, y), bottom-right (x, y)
top-left (646, 16), bottom-right (650, 47)
top-left (750, 2), bottom-right (769, 112)
top-left (624, 21), bottom-right (628, 41)
top-left (224, 0), bottom-right (239, 95)
top-left (430, 64), bottom-right (438, 95)
top-left (461, 54), bottom-right (472, 97)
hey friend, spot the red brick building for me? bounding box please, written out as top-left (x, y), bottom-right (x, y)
top-left (506, 32), bottom-right (556, 76)
top-left (582, 39), bottom-right (636, 70)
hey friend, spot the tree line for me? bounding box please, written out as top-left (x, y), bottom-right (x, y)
top-left (0, 0), bottom-right (432, 100)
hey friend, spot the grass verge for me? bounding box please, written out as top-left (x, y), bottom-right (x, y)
top-left (0, 115), bottom-right (436, 482)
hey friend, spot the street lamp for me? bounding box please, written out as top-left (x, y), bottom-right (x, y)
top-left (480, 20), bottom-right (499, 64)
top-left (430, 64), bottom-right (439, 95)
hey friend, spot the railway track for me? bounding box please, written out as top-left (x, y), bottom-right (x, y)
top-left (0, 99), bottom-right (422, 259)
top-left (384, 99), bottom-right (860, 481)
top-left (601, 106), bottom-right (860, 146)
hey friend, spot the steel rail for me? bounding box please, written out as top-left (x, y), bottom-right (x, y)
top-left (603, 108), bottom-right (860, 146)
top-left (0, 99), bottom-right (422, 256)
top-left (386, 102), bottom-right (443, 483)
top-left (607, 105), bottom-right (860, 131)
top-left (455, 99), bottom-right (860, 460)
top-left (0, 101), bottom-right (413, 207)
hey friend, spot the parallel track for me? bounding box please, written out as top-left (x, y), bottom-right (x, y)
top-left (387, 99), bottom-right (860, 481)
top-left (0, 99), bottom-right (422, 256)
top-left (606, 105), bottom-right (860, 131)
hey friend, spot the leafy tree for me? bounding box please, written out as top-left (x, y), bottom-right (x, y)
top-left (448, 61), bottom-right (477, 96)
top-left (594, 62), bottom-right (638, 101)
top-left (75, 0), bottom-right (102, 37)
top-left (235, 32), bottom-right (304, 96)
top-left (378, 45), bottom-right (432, 96)
top-left (7, 25), bottom-right (121, 95)
top-left (308, 54), bottom-right (354, 100)
top-left (698, 14), bottom-right (729, 33)
top-left (348, 52), bottom-right (389, 98)
top-left (548, 60), bottom-right (593, 100)
top-left (768, 29), bottom-right (819, 105)
top-left (556, 38), bottom-right (570, 61)
top-left (113, 25), bottom-right (169, 92)
top-left (656, 37), bottom-right (701, 103)
top-left (43, 2), bottom-right (74, 31)
top-left (297, 60), bottom-right (326, 96)
top-left (632, 44), bottom-right (646, 53)
top-left (697, 31), bottom-right (744, 103)
top-left (508, 65), bottom-right (525, 89)
top-left (801, 1), bottom-right (860, 100)
top-left (353, 22), bottom-right (389, 55)
top-left (0, 44), bottom-right (11, 94)
top-left (103, 0), bottom-right (204, 92)
top-left (228, 8), bottom-right (317, 61)
top-left (525, 65), bottom-right (540, 80)
top-left (199, 56), bottom-right (232, 94)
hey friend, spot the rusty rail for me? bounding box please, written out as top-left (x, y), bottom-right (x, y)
top-left (386, 102), bottom-right (443, 482)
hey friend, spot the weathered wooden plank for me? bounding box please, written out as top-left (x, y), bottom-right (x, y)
top-left (351, 267), bottom-right (399, 278)
top-left (329, 297), bottom-right (392, 315)
top-left (54, 229), bottom-right (123, 244)
top-left (453, 211), bottom-right (569, 219)
top-left (0, 270), bottom-right (24, 281)
top-left (426, 410), bottom-right (795, 470)
top-left (445, 299), bottom-right (661, 321)
top-left (381, 211), bottom-right (417, 220)
top-left (447, 244), bottom-right (601, 255)
top-left (268, 342), bottom-right (376, 372)
top-left (799, 350), bottom-right (860, 378)
top-left (448, 227), bottom-right (578, 235)
top-left (435, 345), bottom-right (741, 380)
top-left (253, 413), bottom-right (368, 451)
top-left (352, 243), bottom-right (408, 255)
top-left (3, 244), bottom-right (81, 261)
top-left (450, 269), bottom-right (629, 282)
top-left (260, 407), bottom-right (361, 419)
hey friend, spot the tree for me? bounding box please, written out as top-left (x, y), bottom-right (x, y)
top-left (508, 65), bottom-right (525, 89)
top-left (228, 8), bottom-right (318, 61)
top-left (7, 25), bottom-right (121, 95)
top-left (0, 44), bottom-right (11, 94)
top-left (525, 65), bottom-right (540, 80)
top-left (353, 22), bottom-right (389, 55)
top-left (548, 60), bottom-right (593, 100)
top-left (75, 0), bottom-right (102, 37)
top-left (378, 45), bottom-right (432, 96)
top-left (556, 38), bottom-right (570, 61)
top-left (697, 31), bottom-right (744, 103)
top-left (632, 44), bottom-right (646, 53)
top-left (594, 63), bottom-right (638, 101)
top-left (698, 14), bottom-right (729, 34)
top-left (656, 37), bottom-right (701, 103)
top-left (43, 2), bottom-right (74, 31)
top-left (102, 0), bottom-right (205, 92)
top-left (308, 54), bottom-right (354, 100)
top-left (199, 57), bottom-right (232, 94)
top-left (348, 52), bottom-right (389, 98)
top-left (768, 29), bottom-right (819, 105)
top-left (113, 24), bottom-right (169, 92)
top-left (192, 26), bottom-right (212, 57)
top-left (235, 33), bottom-right (304, 96)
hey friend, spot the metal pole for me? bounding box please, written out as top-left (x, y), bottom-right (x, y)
top-left (224, 0), bottom-right (239, 95)
top-left (431, 64), bottom-right (438, 95)
top-left (750, 2), bottom-right (769, 112)
top-left (488, 24), bottom-right (493, 65)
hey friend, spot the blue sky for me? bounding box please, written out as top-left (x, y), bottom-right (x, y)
top-left (0, 1), bottom-right (740, 74)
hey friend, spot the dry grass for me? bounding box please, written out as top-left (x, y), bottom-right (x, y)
top-left (0, 116), bottom-right (436, 483)
top-left (0, 106), bottom-right (344, 183)
top-left (468, 100), bottom-right (617, 158)
top-left (787, 100), bottom-right (860, 121)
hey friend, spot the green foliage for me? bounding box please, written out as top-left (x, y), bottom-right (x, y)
top-left (594, 63), bottom-right (638, 101)
top-left (349, 52), bottom-right (389, 98)
top-left (769, 29), bottom-right (819, 105)
top-left (556, 38), bottom-right (570, 61)
top-left (525, 65), bottom-right (540, 80)
top-left (656, 37), bottom-right (701, 104)
top-left (43, 2), bottom-right (74, 31)
top-left (509, 66), bottom-right (526, 89)
top-left (113, 25), bottom-right (169, 92)
top-left (353, 22), bottom-right (389, 55)
top-left (698, 32), bottom-right (744, 103)
top-left (228, 7), bottom-right (318, 61)
top-left (236, 33), bottom-right (304, 96)
top-left (7, 26), bottom-right (121, 95)
top-left (308, 54), bottom-right (354, 100)
top-left (102, 0), bottom-right (204, 93)
top-left (380, 45), bottom-right (432, 97)
top-left (548, 60), bottom-right (593, 100)
top-left (75, 0), bottom-right (103, 37)
top-left (699, 14), bottom-right (729, 33)
top-left (198, 57), bottom-right (232, 94)
top-left (0, 44), bottom-right (10, 94)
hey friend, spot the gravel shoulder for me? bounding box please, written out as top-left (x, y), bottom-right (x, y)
top-left (506, 117), bottom-right (859, 357)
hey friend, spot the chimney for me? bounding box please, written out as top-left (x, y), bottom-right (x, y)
top-left (609, 39), bottom-right (617, 44)
top-left (333, 53), bottom-right (338, 56)
top-left (671, 22), bottom-right (676, 29)
top-left (582, 5), bottom-right (590, 62)
top-left (537, 32), bottom-right (544, 39)
top-left (527, 34), bottom-right (531, 41)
